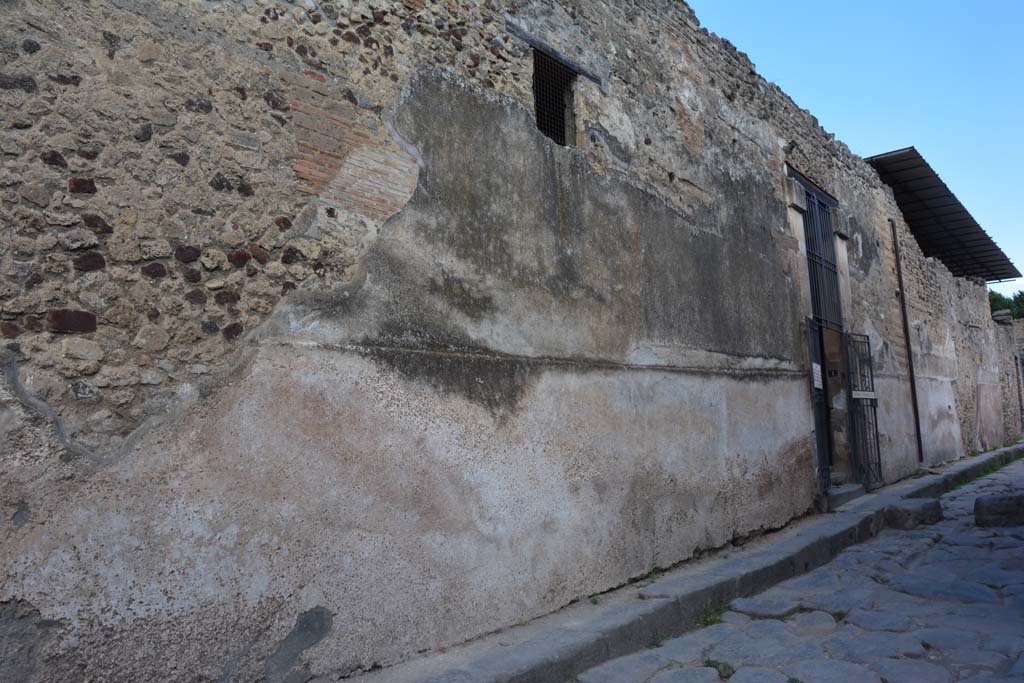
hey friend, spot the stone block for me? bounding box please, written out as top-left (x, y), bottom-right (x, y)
top-left (650, 668), bottom-right (720, 683)
top-left (884, 498), bottom-right (943, 529)
top-left (18, 182), bottom-right (51, 207)
top-left (61, 337), bottom-right (104, 362)
top-left (46, 309), bottom-right (97, 333)
top-left (133, 325), bottom-right (170, 352)
top-left (784, 177), bottom-right (806, 213)
top-left (67, 177), bottom-right (97, 194)
top-left (975, 494), bottom-right (1024, 527)
top-left (140, 261), bottom-right (168, 278)
top-left (577, 649), bottom-right (672, 683)
top-left (729, 595), bottom-right (801, 619)
top-left (827, 483), bottom-right (865, 510)
top-left (73, 252), bottom-right (106, 271)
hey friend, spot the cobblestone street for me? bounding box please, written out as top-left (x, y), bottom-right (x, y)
top-left (577, 459), bottom-right (1024, 683)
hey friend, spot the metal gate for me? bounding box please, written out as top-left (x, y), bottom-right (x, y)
top-left (806, 317), bottom-right (831, 493)
top-left (845, 332), bottom-right (884, 489)
top-left (802, 190), bottom-right (843, 330)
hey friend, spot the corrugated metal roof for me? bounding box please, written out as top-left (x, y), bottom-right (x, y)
top-left (866, 147), bottom-right (1019, 282)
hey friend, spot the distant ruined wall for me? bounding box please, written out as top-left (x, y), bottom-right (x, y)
top-left (0, 0), bottom-right (1019, 681)
top-left (898, 248), bottom-right (1019, 461)
top-left (997, 318), bottom-right (1022, 445)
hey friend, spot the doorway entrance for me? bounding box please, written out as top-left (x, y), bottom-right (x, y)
top-left (794, 170), bottom-right (883, 492)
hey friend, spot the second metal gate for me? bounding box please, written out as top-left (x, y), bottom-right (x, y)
top-left (806, 317), bottom-right (831, 494)
top-left (845, 332), bottom-right (884, 489)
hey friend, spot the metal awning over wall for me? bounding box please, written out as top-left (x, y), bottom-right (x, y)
top-left (866, 147), bottom-right (1019, 282)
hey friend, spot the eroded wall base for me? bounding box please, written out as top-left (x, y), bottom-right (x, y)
top-left (3, 342), bottom-right (815, 679)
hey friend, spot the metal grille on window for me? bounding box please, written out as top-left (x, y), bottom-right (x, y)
top-left (802, 192), bottom-right (843, 330)
top-left (533, 49), bottom-right (576, 146)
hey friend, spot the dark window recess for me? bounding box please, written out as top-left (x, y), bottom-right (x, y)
top-left (803, 192), bottom-right (843, 330)
top-left (532, 49), bottom-right (576, 146)
top-left (790, 169), bottom-right (842, 330)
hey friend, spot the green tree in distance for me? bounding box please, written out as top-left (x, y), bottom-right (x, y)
top-left (989, 289), bottom-right (1024, 319)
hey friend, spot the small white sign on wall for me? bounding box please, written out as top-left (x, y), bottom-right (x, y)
top-left (812, 362), bottom-right (824, 390)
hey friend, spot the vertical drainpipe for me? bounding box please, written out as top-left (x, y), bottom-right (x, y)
top-left (890, 218), bottom-right (925, 464)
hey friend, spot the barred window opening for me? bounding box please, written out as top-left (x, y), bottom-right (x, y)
top-left (532, 49), bottom-right (576, 146)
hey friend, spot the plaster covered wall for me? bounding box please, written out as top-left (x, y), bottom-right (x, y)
top-left (0, 0), bottom-right (1018, 680)
top-left (899, 254), bottom-right (1021, 462)
top-left (3, 2), bottom-right (818, 678)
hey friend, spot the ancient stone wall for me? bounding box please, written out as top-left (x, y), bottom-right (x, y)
top-left (1, 1), bottom-right (1020, 680)
top-left (1, 0), bottom-right (428, 453)
top-left (997, 319), bottom-right (1022, 445)
top-left (896, 239), bottom-right (1016, 460)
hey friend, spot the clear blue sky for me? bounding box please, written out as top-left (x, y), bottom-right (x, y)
top-left (687, 0), bottom-right (1024, 296)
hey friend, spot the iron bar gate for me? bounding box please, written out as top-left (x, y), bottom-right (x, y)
top-left (845, 332), bottom-right (884, 489)
top-left (797, 171), bottom-right (842, 494)
top-left (803, 191), bottom-right (843, 330)
top-left (806, 317), bottom-right (831, 493)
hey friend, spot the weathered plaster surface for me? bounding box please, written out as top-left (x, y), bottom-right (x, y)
top-left (0, 0), bottom-right (1019, 679)
top-left (4, 345), bottom-right (813, 678)
top-left (2, 65), bottom-right (820, 659)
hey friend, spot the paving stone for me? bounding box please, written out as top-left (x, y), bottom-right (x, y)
top-left (911, 564), bottom-right (960, 582)
top-left (743, 618), bottom-right (800, 643)
top-left (914, 558), bottom-right (976, 576)
top-left (926, 546), bottom-right (976, 563)
top-left (719, 611), bottom-right (750, 625)
top-left (992, 544), bottom-right (1024, 561)
top-left (999, 556), bottom-right (1024, 572)
top-left (648, 668), bottom-right (720, 683)
top-left (577, 649), bottom-right (672, 683)
top-left (844, 607), bottom-right (914, 632)
top-left (1002, 592), bottom-right (1024, 608)
top-left (981, 634), bottom-right (1024, 656)
top-left (656, 624), bottom-right (738, 665)
top-left (896, 528), bottom-right (944, 542)
top-left (938, 532), bottom-right (993, 547)
top-left (707, 633), bottom-right (787, 668)
top-left (829, 571), bottom-right (884, 592)
top-left (708, 633), bottom-right (822, 668)
top-left (786, 610), bottom-right (836, 637)
top-left (943, 647), bottom-right (1009, 670)
top-left (971, 567), bottom-right (1024, 588)
top-left (864, 590), bottom-right (943, 618)
top-left (783, 658), bottom-right (881, 683)
top-left (872, 558), bottom-right (904, 574)
top-left (729, 667), bottom-right (788, 683)
top-left (800, 586), bottom-right (877, 616)
top-left (919, 612), bottom-right (1023, 637)
top-left (868, 658), bottom-right (951, 683)
top-left (729, 595), bottom-right (802, 618)
top-left (974, 494), bottom-right (1024, 527)
top-left (912, 627), bottom-right (980, 651)
top-left (885, 498), bottom-right (944, 529)
top-left (822, 628), bottom-right (924, 662)
top-left (889, 576), bottom-right (1000, 603)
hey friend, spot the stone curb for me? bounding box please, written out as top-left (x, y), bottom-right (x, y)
top-left (355, 444), bottom-right (1024, 683)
